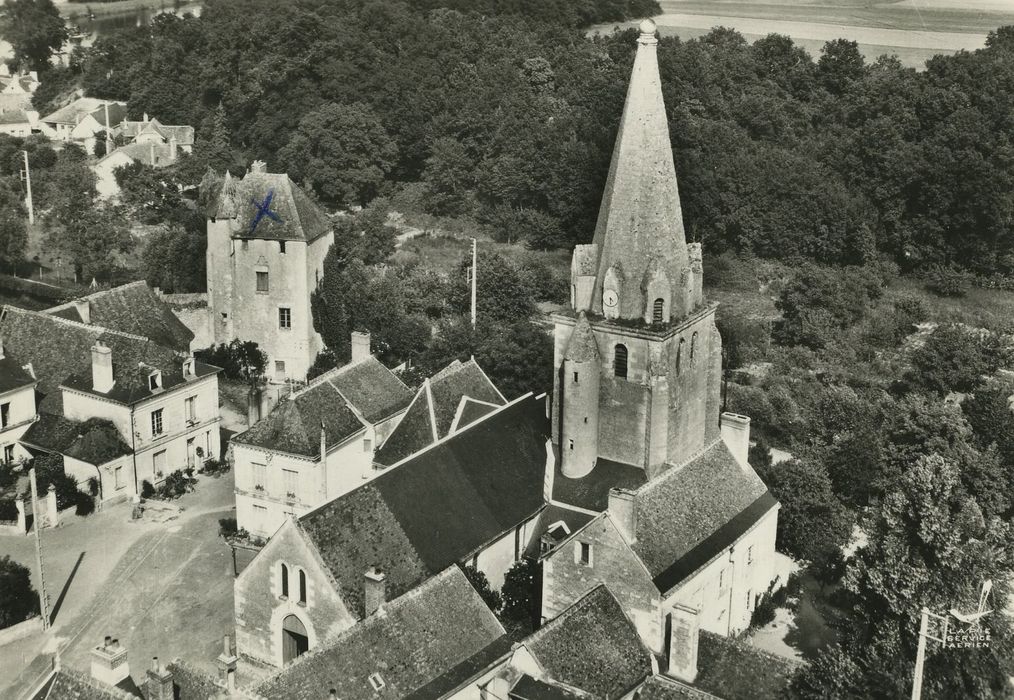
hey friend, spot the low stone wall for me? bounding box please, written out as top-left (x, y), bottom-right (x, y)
top-left (0, 615), bottom-right (43, 647)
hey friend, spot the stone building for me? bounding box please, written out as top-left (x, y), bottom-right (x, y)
top-left (38, 97), bottom-right (127, 152)
top-left (205, 162), bottom-right (334, 382)
top-left (231, 333), bottom-right (413, 538)
top-left (0, 347), bottom-right (38, 465)
top-left (540, 19), bottom-right (780, 652)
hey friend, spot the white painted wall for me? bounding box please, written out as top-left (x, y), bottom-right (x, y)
top-left (1, 384), bottom-right (36, 463)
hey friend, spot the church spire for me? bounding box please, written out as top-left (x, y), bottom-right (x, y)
top-left (590, 19), bottom-right (694, 323)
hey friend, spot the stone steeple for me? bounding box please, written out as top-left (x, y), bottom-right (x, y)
top-left (589, 19), bottom-right (695, 324)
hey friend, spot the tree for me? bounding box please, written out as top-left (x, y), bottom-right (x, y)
top-left (774, 264), bottom-right (883, 349)
top-left (141, 225), bottom-right (207, 293)
top-left (0, 180), bottom-right (27, 269)
top-left (500, 558), bottom-right (542, 632)
top-left (0, 555), bottom-right (38, 628)
top-left (817, 39), bottom-right (866, 95)
top-left (461, 564), bottom-right (502, 612)
top-left (448, 250), bottom-right (537, 325)
top-left (422, 136), bottom-right (476, 217)
top-left (279, 103), bottom-right (397, 208)
top-left (46, 206), bottom-right (134, 282)
top-left (201, 104), bottom-right (234, 174)
top-left (0, 0), bottom-right (67, 72)
top-left (196, 340), bottom-right (268, 385)
top-left (907, 324), bottom-right (1006, 396)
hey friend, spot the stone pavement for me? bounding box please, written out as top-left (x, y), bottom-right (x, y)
top-left (0, 466), bottom-right (237, 699)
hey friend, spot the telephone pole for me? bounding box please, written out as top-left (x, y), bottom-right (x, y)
top-left (21, 150), bottom-right (34, 225)
top-left (912, 607), bottom-right (948, 700)
top-left (469, 238), bottom-right (478, 328)
top-left (28, 468), bottom-right (50, 629)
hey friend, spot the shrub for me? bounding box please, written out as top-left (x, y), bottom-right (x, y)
top-left (0, 555), bottom-right (38, 628)
top-left (140, 480), bottom-right (156, 499)
top-left (924, 264), bottom-right (971, 297)
top-left (75, 495), bottom-right (95, 516)
top-left (0, 499), bottom-right (18, 522)
top-left (218, 517), bottom-right (238, 538)
top-left (156, 470), bottom-right (197, 500)
top-left (500, 558), bottom-right (542, 632)
top-left (200, 458), bottom-right (230, 477)
top-left (461, 564), bottom-right (502, 612)
top-left (749, 595), bottom-right (778, 630)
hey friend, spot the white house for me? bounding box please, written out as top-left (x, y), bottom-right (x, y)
top-left (38, 97), bottom-right (126, 152)
top-left (0, 349), bottom-right (38, 465)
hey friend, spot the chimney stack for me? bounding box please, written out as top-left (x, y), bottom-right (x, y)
top-left (91, 342), bottom-right (114, 393)
top-left (350, 331), bottom-right (371, 364)
top-left (250, 160), bottom-right (267, 174)
top-left (608, 487), bottom-right (637, 544)
top-left (169, 135), bottom-right (178, 162)
top-left (0, 333), bottom-right (5, 359)
top-left (666, 604), bottom-right (700, 684)
top-left (720, 413), bottom-right (751, 468)
top-left (74, 298), bottom-right (90, 324)
top-left (216, 635), bottom-right (238, 693)
top-left (364, 566), bottom-right (386, 616)
top-left (145, 657), bottom-right (174, 700)
top-left (90, 636), bottom-right (130, 687)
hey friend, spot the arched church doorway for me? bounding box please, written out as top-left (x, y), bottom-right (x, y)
top-left (281, 614), bottom-right (309, 664)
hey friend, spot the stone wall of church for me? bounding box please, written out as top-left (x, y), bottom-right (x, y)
top-left (542, 516), bottom-right (663, 654)
top-left (234, 520), bottom-right (355, 667)
top-left (664, 309), bottom-right (720, 467)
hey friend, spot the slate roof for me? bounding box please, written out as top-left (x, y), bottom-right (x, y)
top-left (299, 394), bottom-right (549, 617)
top-left (47, 281), bottom-right (194, 352)
top-left (214, 169), bottom-right (331, 242)
top-left (631, 440), bottom-right (774, 594)
top-left (0, 93), bottom-right (32, 124)
top-left (525, 504), bottom-right (597, 559)
top-left (41, 97), bottom-right (126, 126)
top-left (455, 396), bottom-right (500, 431)
top-left (692, 631), bottom-right (801, 700)
top-left (22, 414), bottom-right (132, 465)
top-left (510, 675), bottom-right (595, 700)
top-left (552, 455), bottom-right (647, 512)
top-left (97, 142), bottom-right (175, 168)
top-left (564, 315), bottom-right (599, 362)
top-left (525, 586), bottom-right (653, 699)
top-left (165, 660), bottom-right (240, 699)
top-left (253, 567), bottom-right (508, 700)
top-left (31, 667), bottom-right (139, 700)
top-left (0, 306), bottom-right (217, 412)
top-left (634, 675), bottom-right (712, 700)
top-left (235, 356), bottom-right (410, 457)
top-left (374, 359), bottom-right (504, 467)
top-left (117, 118), bottom-right (195, 146)
top-left (0, 355), bottom-right (36, 394)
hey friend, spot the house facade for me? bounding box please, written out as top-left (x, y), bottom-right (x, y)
top-left (205, 163), bottom-right (334, 382)
top-left (38, 97), bottom-right (127, 152)
top-left (540, 19), bottom-right (780, 653)
top-left (231, 337), bottom-right (413, 538)
top-left (0, 353), bottom-right (38, 465)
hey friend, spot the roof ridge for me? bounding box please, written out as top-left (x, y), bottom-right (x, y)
top-left (424, 379), bottom-right (438, 441)
top-left (635, 438), bottom-right (724, 498)
top-left (51, 667), bottom-right (140, 700)
top-left (524, 583), bottom-right (611, 646)
top-left (3, 304), bottom-right (152, 342)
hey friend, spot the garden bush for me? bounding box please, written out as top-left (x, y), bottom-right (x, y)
top-left (0, 499), bottom-right (18, 522)
top-left (0, 556), bottom-right (38, 628)
top-left (924, 265), bottom-right (971, 297)
top-left (155, 470), bottom-right (197, 500)
top-left (199, 458), bottom-right (230, 477)
top-left (140, 480), bottom-right (156, 499)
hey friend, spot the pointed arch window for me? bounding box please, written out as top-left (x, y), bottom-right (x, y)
top-left (298, 570), bottom-right (307, 604)
top-left (280, 563), bottom-right (289, 598)
top-left (653, 298), bottom-right (665, 324)
top-left (690, 332), bottom-right (698, 365)
top-left (614, 344), bottom-right (628, 379)
top-left (677, 338), bottom-right (685, 374)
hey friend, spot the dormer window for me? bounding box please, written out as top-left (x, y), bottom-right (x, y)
top-left (183, 358), bottom-right (195, 377)
top-left (369, 673), bottom-right (385, 691)
top-left (148, 371), bottom-right (162, 391)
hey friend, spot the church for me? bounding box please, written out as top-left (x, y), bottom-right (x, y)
top-left (230, 19), bottom-right (780, 670)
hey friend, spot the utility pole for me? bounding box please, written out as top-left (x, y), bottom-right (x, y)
top-left (470, 237), bottom-right (477, 328)
top-left (912, 607), bottom-right (948, 700)
top-left (21, 150), bottom-right (34, 225)
top-left (28, 468), bottom-right (50, 630)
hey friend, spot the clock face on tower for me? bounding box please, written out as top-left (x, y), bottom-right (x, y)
top-left (603, 290), bottom-right (618, 308)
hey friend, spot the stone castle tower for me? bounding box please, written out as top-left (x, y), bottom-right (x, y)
top-left (552, 20), bottom-right (722, 481)
top-left (206, 162), bottom-right (334, 382)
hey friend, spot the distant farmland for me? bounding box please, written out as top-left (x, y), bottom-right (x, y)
top-left (590, 0), bottom-right (1014, 68)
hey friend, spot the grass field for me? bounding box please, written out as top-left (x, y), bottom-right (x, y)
top-left (590, 0), bottom-right (1014, 67)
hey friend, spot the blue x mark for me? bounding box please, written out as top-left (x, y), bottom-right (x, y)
top-left (250, 189), bottom-right (282, 233)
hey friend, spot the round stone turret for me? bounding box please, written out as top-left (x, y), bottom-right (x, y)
top-left (561, 315), bottom-right (600, 479)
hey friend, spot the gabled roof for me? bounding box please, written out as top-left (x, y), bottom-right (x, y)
top-left (233, 379), bottom-right (364, 457)
top-left (0, 306), bottom-right (217, 412)
top-left (117, 119), bottom-right (195, 146)
top-left (253, 567), bottom-right (508, 700)
top-left (374, 359), bottom-right (505, 466)
top-left (234, 356), bottom-right (411, 457)
top-left (47, 281), bottom-right (194, 352)
top-left (0, 355), bottom-right (36, 394)
top-left (22, 414), bottom-right (132, 466)
top-left (691, 632), bottom-right (801, 700)
top-left (0, 93), bottom-right (32, 124)
top-left (632, 440), bottom-right (774, 594)
top-left (96, 141), bottom-right (175, 168)
top-left (41, 97), bottom-right (125, 126)
top-left (525, 586), bottom-right (653, 698)
top-left (213, 169), bottom-right (331, 242)
top-left (299, 394), bottom-right (549, 617)
top-left (31, 666), bottom-right (139, 700)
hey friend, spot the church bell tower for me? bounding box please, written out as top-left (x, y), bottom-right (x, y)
top-left (553, 20), bottom-right (723, 482)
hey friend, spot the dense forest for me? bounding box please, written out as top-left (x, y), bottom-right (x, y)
top-left (23, 0), bottom-right (1014, 276)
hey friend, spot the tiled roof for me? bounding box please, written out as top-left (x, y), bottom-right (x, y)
top-left (692, 632), bottom-right (801, 700)
top-left (233, 379), bottom-right (365, 457)
top-left (322, 356), bottom-right (413, 424)
top-left (0, 355), bottom-right (36, 393)
top-left (300, 394), bottom-right (548, 617)
top-left (552, 455), bottom-right (647, 512)
top-left (374, 359), bottom-right (504, 467)
top-left (214, 170), bottom-right (331, 242)
top-left (0, 93), bottom-right (31, 124)
top-left (525, 586), bottom-right (653, 698)
top-left (454, 397), bottom-right (500, 431)
top-left (563, 315), bottom-right (599, 362)
top-left (524, 504), bottom-right (596, 559)
top-left (253, 567), bottom-right (507, 700)
top-left (41, 97), bottom-right (125, 126)
top-left (0, 306), bottom-right (217, 412)
top-left (634, 675), bottom-right (714, 700)
top-left (117, 119), bottom-right (195, 145)
top-left (47, 282), bottom-right (194, 352)
top-left (632, 440), bottom-right (773, 593)
top-left (97, 142), bottom-right (175, 168)
top-left (510, 675), bottom-right (595, 700)
top-left (22, 414), bottom-right (131, 465)
top-left (165, 660), bottom-right (234, 699)
top-left (31, 667), bottom-right (139, 700)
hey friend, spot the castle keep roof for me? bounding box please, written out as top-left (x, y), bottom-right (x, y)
top-left (253, 567), bottom-right (508, 700)
top-left (374, 359), bottom-right (505, 467)
top-left (213, 168), bottom-right (331, 242)
top-left (298, 394), bottom-right (549, 618)
top-left (589, 21), bottom-right (690, 320)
